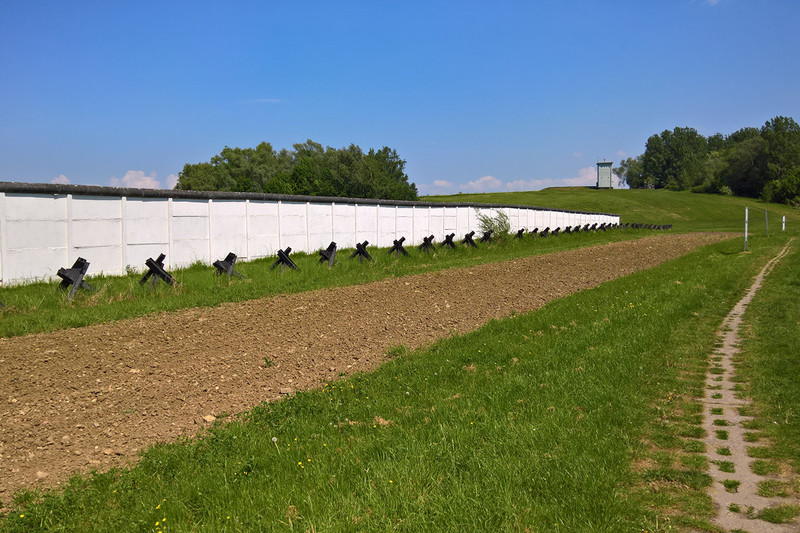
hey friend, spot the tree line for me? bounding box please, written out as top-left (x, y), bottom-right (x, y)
top-left (614, 116), bottom-right (800, 204)
top-left (175, 140), bottom-right (419, 201)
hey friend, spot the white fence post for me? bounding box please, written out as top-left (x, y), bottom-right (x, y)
top-left (744, 207), bottom-right (749, 252)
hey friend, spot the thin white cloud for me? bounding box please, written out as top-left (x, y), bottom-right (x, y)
top-left (465, 175), bottom-right (504, 193)
top-left (615, 150), bottom-right (628, 158)
top-left (50, 174), bottom-right (70, 185)
top-left (165, 173), bottom-right (179, 189)
top-left (110, 170), bottom-right (162, 189)
top-left (572, 152), bottom-right (583, 158)
top-left (559, 166), bottom-right (597, 187)
top-left (708, 0), bottom-right (720, 5)
top-left (420, 166), bottom-right (601, 196)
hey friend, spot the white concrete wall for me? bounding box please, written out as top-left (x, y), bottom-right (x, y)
top-left (0, 191), bottom-right (619, 285)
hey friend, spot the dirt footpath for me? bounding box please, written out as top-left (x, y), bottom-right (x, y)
top-left (0, 232), bottom-right (732, 503)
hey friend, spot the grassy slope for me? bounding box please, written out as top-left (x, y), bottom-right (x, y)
top-left (2, 189), bottom-right (799, 532)
top-left (0, 234), bottom-right (787, 533)
top-left (424, 188), bottom-right (800, 233)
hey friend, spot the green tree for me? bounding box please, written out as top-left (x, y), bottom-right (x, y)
top-left (175, 140), bottom-right (418, 201)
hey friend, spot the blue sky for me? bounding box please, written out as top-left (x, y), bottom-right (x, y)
top-left (1, 0), bottom-right (799, 194)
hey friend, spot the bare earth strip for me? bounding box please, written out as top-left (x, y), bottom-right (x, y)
top-left (0, 232), bottom-right (731, 503)
top-left (702, 239), bottom-right (799, 532)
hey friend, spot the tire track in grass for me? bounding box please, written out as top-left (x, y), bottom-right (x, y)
top-left (702, 239), bottom-right (799, 532)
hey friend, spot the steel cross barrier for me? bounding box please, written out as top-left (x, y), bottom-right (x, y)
top-left (440, 233), bottom-right (457, 249)
top-left (57, 257), bottom-right (96, 300)
top-left (213, 252), bottom-right (245, 280)
top-left (388, 237), bottom-right (410, 256)
top-left (271, 247), bottom-right (299, 271)
top-left (319, 241), bottom-right (337, 267)
top-left (349, 241), bottom-right (373, 263)
top-left (418, 235), bottom-right (436, 253)
top-left (461, 231), bottom-right (477, 247)
top-left (140, 253), bottom-right (177, 288)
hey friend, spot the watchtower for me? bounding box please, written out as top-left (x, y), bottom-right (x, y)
top-left (596, 160), bottom-right (613, 189)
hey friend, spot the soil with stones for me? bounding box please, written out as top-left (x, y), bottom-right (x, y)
top-left (0, 232), bottom-right (732, 505)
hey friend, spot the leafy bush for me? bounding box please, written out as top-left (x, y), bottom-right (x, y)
top-left (476, 209), bottom-right (511, 239)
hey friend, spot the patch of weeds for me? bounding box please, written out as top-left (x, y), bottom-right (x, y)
top-left (751, 460), bottom-right (779, 475)
top-left (747, 446), bottom-right (774, 459)
top-left (707, 385), bottom-right (722, 390)
top-left (741, 419), bottom-right (762, 430)
top-left (713, 419), bottom-right (729, 426)
top-left (386, 345), bottom-right (411, 358)
top-left (680, 454), bottom-right (707, 470)
top-left (710, 407), bottom-right (723, 415)
top-left (263, 357), bottom-right (273, 368)
top-left (682, 440), bottom-right (705, 453)
top-left (716, 430), bottom-right (729, 440)
top-left (728, 503), bottom-right (741, 513)
top-left (709, 367), bottom-right (724, 375)
top-left (644, 468), bottom-right (712, 490)
top-left (758, 480), bottom-right (790, 498)
top-left (722, 479), bottom-right (740, 493)
top-left (711, 393), bottom-right (723, 399)
top-left (717, 447), bottom-right (731, 456)
top-left (737, 405), bottom-right (755, 417)
top-left (757, 504), bottom-right (800, 524)
top-left (713, 460), bottom-right (735, 473)
top-left (743, 432), bottom-right (760, 442)
top-left (678, 426), bottom-right (705, 438)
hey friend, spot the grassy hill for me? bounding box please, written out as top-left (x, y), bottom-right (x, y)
top-left (424, 188), bottom-right (800, 233)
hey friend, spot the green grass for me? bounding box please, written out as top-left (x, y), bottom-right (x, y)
top-left (0, 228), bottom-right (642, 338)
top-left (423, 187), bottom-right (800, 233)
top-left (758, 504), bottom-right (800, 524)
top-left (0, 230), bottom-right (787, 532)
top-left (736, 240), bottom-right (800, 478)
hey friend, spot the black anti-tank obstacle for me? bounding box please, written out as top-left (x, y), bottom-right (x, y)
top-left (271, 247), bottom-right (299, 271)
top-left (349, 241), bottom-right (372, 263)
top-left (213, 252), bottom-right (245, 279)
top-left (515, 228), bottom-right (526, 239)
top-left (440, 233), bottom-right (457, 249)
top-left (319, 242), bottom-right (337, 267)
top-left (57, 257), bottom-right (95, 300)
top-left (140, 253), bottom-right (177, 288)
top-left (540, 227), bottom-right (550, 238)
top-left (462, 231), bottom-right (477, 247)
top-left (530, 228), bottom-right (539, 236)
top-left (418, 235), bottom-right (436, 252)
top-left (479, 230), bottom-right (493, 243)
top-left (388, 237), bottom-right (410, 256)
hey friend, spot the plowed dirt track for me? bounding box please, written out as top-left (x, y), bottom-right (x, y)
top-left (0, 232), bottom-right (733, 503)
